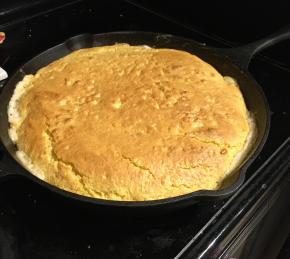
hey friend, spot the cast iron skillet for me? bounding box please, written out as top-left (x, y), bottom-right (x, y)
top-left (0, 28), bottom-right (289, 213)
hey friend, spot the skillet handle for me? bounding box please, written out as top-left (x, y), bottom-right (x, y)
top-left (219, 24), bottom-right (290, 70)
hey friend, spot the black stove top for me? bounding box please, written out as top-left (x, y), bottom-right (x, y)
top-left (1, 1), bottom-right (290, 258)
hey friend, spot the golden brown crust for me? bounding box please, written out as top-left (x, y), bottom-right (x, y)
top-left (8, 44), bottom-right (250, 200)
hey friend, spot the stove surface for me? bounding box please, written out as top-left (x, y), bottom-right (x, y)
top-left (1, 1), bottom-right (290, 258)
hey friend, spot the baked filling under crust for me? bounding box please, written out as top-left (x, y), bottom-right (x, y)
top-left (8, 44), bottom-right (251, 201)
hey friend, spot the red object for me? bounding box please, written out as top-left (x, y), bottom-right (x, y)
top-left (0, 32), bottom-right (6, 44)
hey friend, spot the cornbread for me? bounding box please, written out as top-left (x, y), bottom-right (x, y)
top-left (8, 44), bottom-right (251, 201)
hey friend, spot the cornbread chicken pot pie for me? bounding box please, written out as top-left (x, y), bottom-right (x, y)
top-left (8, 44), bottom-right (252, 201)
